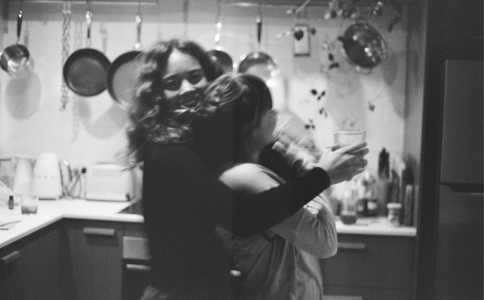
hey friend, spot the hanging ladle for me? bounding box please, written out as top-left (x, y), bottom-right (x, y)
top-left (206, 0), bottom-right (234, 73)
top-left (237, 0), bottom-right (280, 83)
top-left (0, 6), bottom-right (33, 79)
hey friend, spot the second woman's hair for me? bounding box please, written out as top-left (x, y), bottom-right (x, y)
top-left (205, 73), bottom-right (273, 162)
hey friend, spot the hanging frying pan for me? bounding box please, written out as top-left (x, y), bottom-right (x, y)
top-left (237, 1), bottom-right (280, 82)
top-left (206, 0), bottom-right (234, 74)
top-left (63, 6), bottom-right (110, 97)
top-left (106, 4), bottom-right (143, 110)
top-left (0, 9), bottom-right (32, 79)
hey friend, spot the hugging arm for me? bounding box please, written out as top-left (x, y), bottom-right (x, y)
top-left (144, 145), bottom-right (331, 237)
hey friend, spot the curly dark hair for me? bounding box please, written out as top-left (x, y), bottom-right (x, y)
top-left (126, 39), bottom-right (224, 164)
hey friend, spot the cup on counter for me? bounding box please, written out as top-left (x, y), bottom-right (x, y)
top-left (20, 193), bottom-right (38, 215)
top-left (334, 129), bottom-right (366, 146)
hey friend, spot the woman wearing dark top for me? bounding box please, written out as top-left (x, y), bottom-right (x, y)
top-left (126, 39), bottom-right (368, 300)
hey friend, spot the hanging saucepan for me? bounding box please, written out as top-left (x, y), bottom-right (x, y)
top-left (237, 3), bottom-right (280, 82)
top-left (63, 7), bottom-right (110, 97)
top-left (106, 6), bottom-right (143, 110)
top-left (0, 9), bottom-right (32, 79)
top-left (206, 0), bottom-right (234, 74)
top-left (337, 18), bottom-right (387, 74)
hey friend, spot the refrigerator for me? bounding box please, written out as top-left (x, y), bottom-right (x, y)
top-left (434, 60), bottom-right (483, 299)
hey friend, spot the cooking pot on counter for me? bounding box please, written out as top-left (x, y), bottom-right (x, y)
top-left (338, 19), bottom-right (387, 74)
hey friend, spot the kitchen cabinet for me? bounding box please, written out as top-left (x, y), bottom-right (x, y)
top-left (321, 234), bottom-right (415, 300)
top-left (60, 219), bottom-right (123, 300)
top-left (123, 223), bottom-right (151, 300)
top-left (0, 223), bottom-right (60, 300)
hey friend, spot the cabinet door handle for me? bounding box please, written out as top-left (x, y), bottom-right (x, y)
top-left (83, 227), bottom-right (116, 236)
top-left (126, 264), bottom-right (151, 272)
top-left (1, 251), bottom-right (20, 265)
top-left (338, 242), bottom-right (366, 251)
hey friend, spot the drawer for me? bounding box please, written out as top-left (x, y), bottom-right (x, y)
top-left (123, 236), bottom-right (150, 261)
top-left (321, 234), bottom-right (415, 290)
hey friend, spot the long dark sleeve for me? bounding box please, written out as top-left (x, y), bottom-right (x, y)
top-left (232, 166), bottom-right (330, 235)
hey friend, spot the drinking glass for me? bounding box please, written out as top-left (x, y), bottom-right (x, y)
top-left (20, 194), bottom-right (38, 215)
top-left (333, 129), bottom-right (366, 146)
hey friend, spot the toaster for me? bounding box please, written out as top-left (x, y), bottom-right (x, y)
top-left (85, 163), bottom-right (134, 201)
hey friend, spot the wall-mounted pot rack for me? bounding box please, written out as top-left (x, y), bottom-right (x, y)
top-left (5, 0), bottom-right (158, 4)
top-left (2, 0), bottom-right (158, 34)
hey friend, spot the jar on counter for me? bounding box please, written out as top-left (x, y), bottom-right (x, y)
top-left (387, 202), bottom-right (402, 226)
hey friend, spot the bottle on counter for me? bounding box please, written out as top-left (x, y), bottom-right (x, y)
top-left (340, 180), bottom-right (358, 225)
top-left (8, 195), bottom-right (14, 209)
top-left (359, 170), bottom-right (379, 217)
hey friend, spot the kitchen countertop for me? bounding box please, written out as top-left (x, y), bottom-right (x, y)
top-left (0, 199), bottom-right (416, 249)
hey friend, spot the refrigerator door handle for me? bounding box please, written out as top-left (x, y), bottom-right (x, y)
top-left (442, 182), bottom-right (484, 196)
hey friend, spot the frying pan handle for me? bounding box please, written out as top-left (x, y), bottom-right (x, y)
top-left (214, 0), bottom-right (222, 46)
top-left (86, 9), bottom-right (93, 48)
top-left (134, 0), bottom-right (142, 50)
top-left (17, 10), bottom-right (23, 43)
top-left (135, 14), bottom-right (142, 50)
top-left (257, 0), bottom-right (262, 47)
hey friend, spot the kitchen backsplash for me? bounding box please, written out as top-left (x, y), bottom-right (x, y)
top-left (0, 0), bottom-right (408, 174)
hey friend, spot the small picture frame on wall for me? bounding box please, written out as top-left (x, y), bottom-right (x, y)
top-left (293, 25), bottom-right (310, 56)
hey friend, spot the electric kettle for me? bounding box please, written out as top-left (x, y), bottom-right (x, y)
top-left (32, 152), bottom-right (63, 200)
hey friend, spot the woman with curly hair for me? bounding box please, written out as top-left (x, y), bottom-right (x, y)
top-left (126, 39), bottom-right (368, 300)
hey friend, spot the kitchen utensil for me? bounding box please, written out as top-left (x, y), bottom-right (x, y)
top-left (85, 163), bottom-right (134, 201)
top-left (0, 8), bottom-right (32, 79)
top-left (206, 0), bottom-right (234, 74)
top-left (338, 18), bottom-right (387, 74)
top-left (32, 152), bottom-right (63, 200)
top-left (63, 4), bottom-right (110, 97)
top-left (60, 0), bottom-right (72, 110)
top-left (237, 1), bottom-right (280, 82)
top-left (106, 1), bottom-right (143, 110)
top-left (12, 155), bottom-right (35, 196)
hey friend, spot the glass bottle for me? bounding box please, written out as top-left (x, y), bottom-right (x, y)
top-left (340, 180), bottom-right (358, 225)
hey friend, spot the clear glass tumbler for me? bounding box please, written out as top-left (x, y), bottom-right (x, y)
top-left (333, 129), bottom-right (366, 146)
top-left (20, 194), bottom-right (38, 215)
